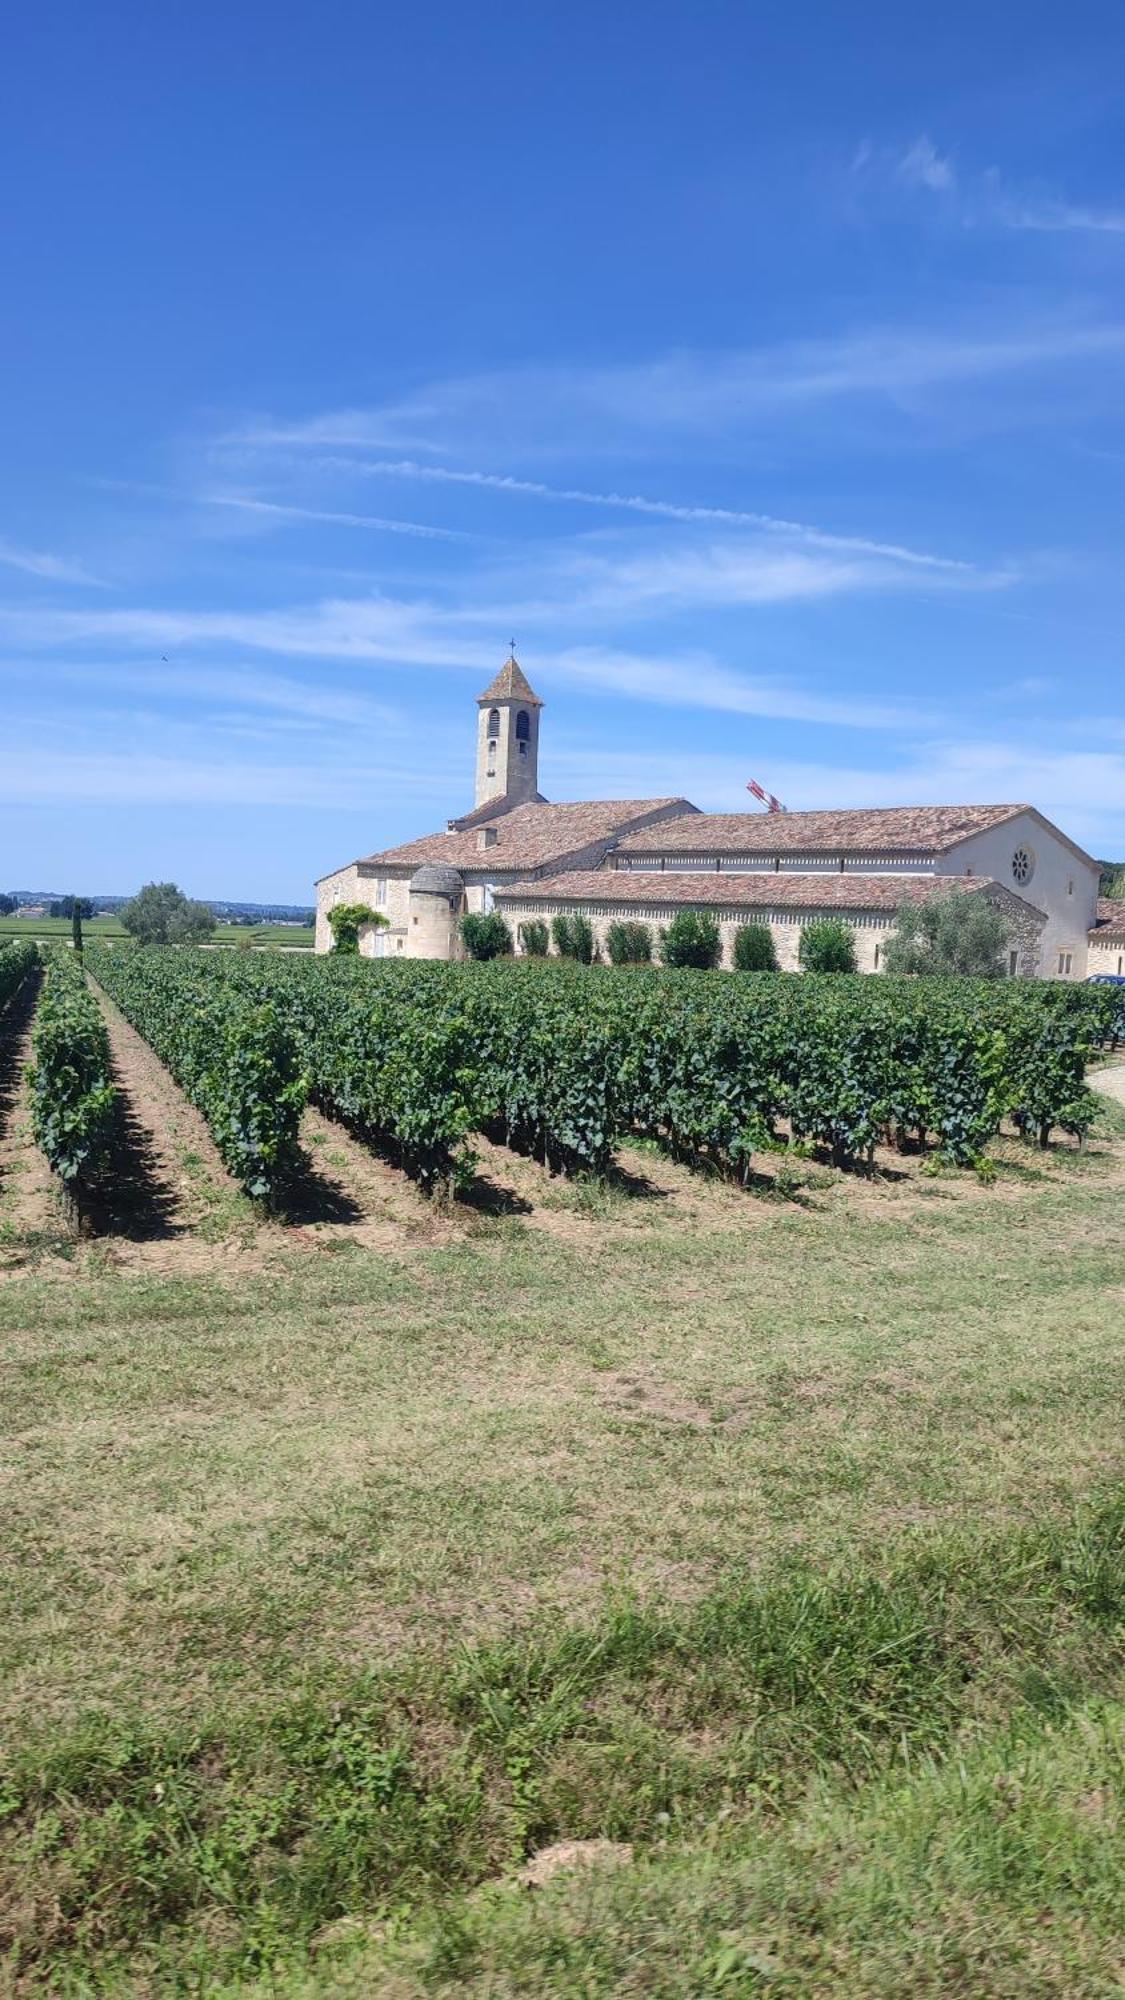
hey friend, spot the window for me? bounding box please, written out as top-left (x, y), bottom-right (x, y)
top-left (375, 877), bottom-right (387, 907)
top-left (1011, 845), bottom-right (1034, 887)
top-left (487, 707), bottom-right (500, 737)
top-left (1067, 878), bottom-right (1074, 897)
top-left (1009, 950), bottom-right (1019, 976)
top-left (514, 709), bottom-right (530, 742)
top-left (1057, 951), bottom-right (1072, 976)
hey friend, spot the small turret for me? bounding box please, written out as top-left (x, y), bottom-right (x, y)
top-left (407, 863), bottom-right (465, 959)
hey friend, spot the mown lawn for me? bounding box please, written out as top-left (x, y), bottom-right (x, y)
top-left (0, 1099), bottom-right (1122, 1994)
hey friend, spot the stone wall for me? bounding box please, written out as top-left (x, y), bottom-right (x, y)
top-left (1089, 934), bottom-right (1125, 978)
top-left (497, 884), bottom-right (1045, 975)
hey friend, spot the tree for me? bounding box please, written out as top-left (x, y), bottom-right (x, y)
top-left (519, 920), bottom-right (549, 957)
top-left (0, 894), bottom-right (17, 916)
top-left (120, 882), bottom-right (217, 946)
top-left (606, 919), bottom-right (653, 965)
top-left (660, 910), bottom-right (721, 969)
top-left (326, 902), bottom-right (387, 954)
top-left (552, 913), bottom-right (596, 963)
top-left (461, 911), bottom-right (512, 960)
top-left (798, 919), bottom-right (857, 974)
top-left (882, 891), bottom-right (1009, 979)
top-left (49, 896), bottom-right (95, 921)
top-left (732, 922), bottom-right (779, 972)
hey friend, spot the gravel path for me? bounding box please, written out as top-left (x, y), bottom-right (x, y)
top-left (1093, 1061), bottom-right (1125, 1108)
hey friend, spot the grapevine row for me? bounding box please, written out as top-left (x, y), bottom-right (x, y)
top-left (84, 944), bottom-right (307, 1200)
top-left (0, 939), bottom-right (39, 1014)
top-left (152, 953), bottom-right (1110, 1189)
top-left (27, 950), bottom-right (117, 1190)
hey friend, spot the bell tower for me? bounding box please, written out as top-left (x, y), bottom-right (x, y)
top-left (474, 650), bottom-right (543, 809)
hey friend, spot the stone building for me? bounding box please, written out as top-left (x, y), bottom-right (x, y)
top-left (1088, 899), bottom-right (1125, 979)
top-left (315, 655), bottom-right (1100, 977)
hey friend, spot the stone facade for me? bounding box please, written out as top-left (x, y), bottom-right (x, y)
top-left (315, 655), bottom-right (1096, 978)
top-left (496, 878), bottom-right (1045, 976)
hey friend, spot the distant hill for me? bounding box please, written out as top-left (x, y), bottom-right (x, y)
top-left (4, 891), bottom-right (314, 922)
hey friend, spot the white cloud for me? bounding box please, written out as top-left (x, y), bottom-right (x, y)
top-left (544, 741), bottom-right (1125, 849)
top-left (0, 589), bottom-right (934, 731)
top-left (34, 659), bottom-right (404, 731)
top-left (220, 318), bottom-right (1125, 463)
top-left (0, 539), bottom-right (105, 587)
top-left (858, 139), bottom-right (1125, 239)
top-left (540, 646), bottom-right (929, 729)
top-left (0, 748), bottom-right (445, 810)
top-left (897, 137), bottom-right (955, 193)
top-left (995, 198), bottom-right (1125, 236)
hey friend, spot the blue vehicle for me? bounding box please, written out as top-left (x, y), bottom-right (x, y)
top-left (1087, 973), bottom-right (1125, 986)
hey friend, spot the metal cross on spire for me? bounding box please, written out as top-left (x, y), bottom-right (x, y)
top-left (508, 636), bottom-right (517, 657)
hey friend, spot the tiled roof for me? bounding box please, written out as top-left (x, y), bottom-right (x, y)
top-left (1090, 897), bottom-right (1125, 944)
top-left (477, 655), bottom-right (543, 706)
top-left (359, 799), bottom-right (696, 874)
top-left (613, 803), bottom-right (1029, 858)
top-left (495, 869), bottom-right (1045, 919)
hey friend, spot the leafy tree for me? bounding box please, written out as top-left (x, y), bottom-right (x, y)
top-left (882, 891), bottom-right (1009, 979)
top-left (798, 919), bottom-right (857, 974)
top-left (326, 902), bottom-right (387, 954)
top-left (461, 911), bottom-right (513, 960)
top-left (606, 919), bottom-right (653, 965)
top-left (552, 913), bottom-right (596, 963)
top-left (120, 882), bottom-right (217, 946)
top-left (660, 910), bottom-right (721, 969)
top-left (0, 893), bottom-right (17, 916)
top-left (732, 922), bottom-right (779, 971)
top-left (49, 897), bottom-right (95, 921)
top-left (519, 919), bottom-right (549, 957)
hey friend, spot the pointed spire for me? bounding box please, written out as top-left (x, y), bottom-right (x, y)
top-left (477, 650), bottom-right (543, 706)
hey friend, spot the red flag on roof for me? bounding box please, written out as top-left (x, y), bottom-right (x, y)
top-left (747, 779), bottom-right (786, 813)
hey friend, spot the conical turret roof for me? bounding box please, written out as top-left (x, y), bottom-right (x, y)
top-left (477, 654), bottom-right (542, 706)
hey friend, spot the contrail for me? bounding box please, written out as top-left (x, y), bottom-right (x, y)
top-left (325, 456), bottom-right (973, 572)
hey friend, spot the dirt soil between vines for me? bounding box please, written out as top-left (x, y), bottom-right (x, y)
top-left (2, 978), bottom-right (1124, 1280)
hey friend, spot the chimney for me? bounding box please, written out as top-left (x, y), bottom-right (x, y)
top-left (477, 826), bottom-right (499, 852)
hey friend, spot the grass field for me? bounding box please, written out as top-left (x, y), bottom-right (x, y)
top-left (0, 983), bottom-right (1123, 1993)
top-left (0, 915), bottom-right (314, 948)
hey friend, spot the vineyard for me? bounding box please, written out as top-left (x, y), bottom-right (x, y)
top-left (3, 938), bottom-right (1125, 1996)
top-left (69, 944), bottom-right (1123, 1204)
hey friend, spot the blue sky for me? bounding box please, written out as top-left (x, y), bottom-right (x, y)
top-left (3, 0), bottom-right (1124, 900)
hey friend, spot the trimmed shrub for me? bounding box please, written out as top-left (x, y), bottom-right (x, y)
top-left (519, 920), bottom-right (549, 958)
top-left (552, 913), bottom-right (596, 963)
top-left (606, 919), bottom-right (653, 965)
top-left (461, 912), bottom-right (512, 961)
top-left (661, 911), bottom-right (721, 970)
top-left (733, 922), bottom-right (779, 972)
top-left (799, 919), bottom-right (857, 974)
